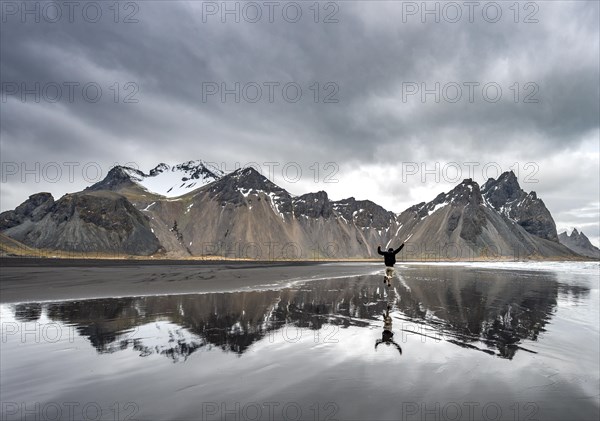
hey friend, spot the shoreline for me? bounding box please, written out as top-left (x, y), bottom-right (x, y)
top-left (1, 258), bottom-right (596, 305)
top-left (0, 254), bottom-right (594, 268)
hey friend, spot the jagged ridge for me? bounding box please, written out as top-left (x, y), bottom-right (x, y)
top-left (482, 171), bottom-right (558, 241)
top-left (559, 229), bottom-right (600, 259)
top-left (0, 162), bottom-right (587, 259)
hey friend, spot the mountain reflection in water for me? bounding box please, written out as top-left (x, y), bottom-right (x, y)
top-left (11, 266), bottom-right (588, 362)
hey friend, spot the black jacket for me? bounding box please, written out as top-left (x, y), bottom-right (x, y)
top-left (377, 244), bottom-right (404, 267)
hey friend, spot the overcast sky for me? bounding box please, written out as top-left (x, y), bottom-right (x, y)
top-left (1, 0), bottom-right (599, 246)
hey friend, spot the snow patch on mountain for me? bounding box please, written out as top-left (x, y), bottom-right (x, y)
top-left (267, 192), bottom-right (286, 220)
top-left (142, 202), bottom-right (156, 212)
top-left (428, 201), bottom-right (447, 216)
top-left (239, 188), bottom-right (253, 198)
top-left (123, 161), bottom-right (224, 198)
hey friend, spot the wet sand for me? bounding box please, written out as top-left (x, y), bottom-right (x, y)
top-left (1, 262), bottom-right (598, 420)
top-left (0, 258), bottom-right (379, 303)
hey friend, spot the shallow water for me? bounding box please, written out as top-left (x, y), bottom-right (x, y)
top-left (1, 263), bottom-right (599, 420)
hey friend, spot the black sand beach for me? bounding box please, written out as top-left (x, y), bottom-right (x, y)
top-left (1, 260), bottom-right (598, 420)
top-left (0, 258), bottom-right (379, 303)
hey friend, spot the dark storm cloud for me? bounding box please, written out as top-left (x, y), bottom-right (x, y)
top-left (2, 1), bottom-right (598, 153)
top-left (1, 0), bottom-right (598, 243)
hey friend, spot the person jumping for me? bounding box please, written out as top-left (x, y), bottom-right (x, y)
top-left (377, 243), bottom-right (404, 287)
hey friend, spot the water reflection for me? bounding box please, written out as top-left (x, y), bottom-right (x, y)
top-left (393, 266), bottom-right (590, 359)
top-left (375, 305), bottom-right (403, 355)
top-left (9, 266), bottom-right (590, 361)
top-left (13, 302), bottom-right (42, 322)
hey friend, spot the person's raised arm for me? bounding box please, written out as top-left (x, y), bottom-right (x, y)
top-left (377, 245), bottom-right (384, 255)
top-left (394, 243), bottom-right (405, 254)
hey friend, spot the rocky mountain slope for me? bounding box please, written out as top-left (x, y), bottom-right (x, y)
top-left (0, 163), bottom-right (584, 260)
top-left (0, 191), bottom-right (161, 255)
top-left (481, 171), bottom-right (558, 241)
top-left (559, 229), bottom-right (600, 259)
top-left (388, 176), bottom-right (574, 260)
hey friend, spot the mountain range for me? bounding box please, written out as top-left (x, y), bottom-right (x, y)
top-left (0, 160), bottom-right (592, 260)
top-left (558, 229), bottom-right (600, 259)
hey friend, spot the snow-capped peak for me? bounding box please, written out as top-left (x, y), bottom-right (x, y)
top-left (123, 160), bottom-right (224, 197)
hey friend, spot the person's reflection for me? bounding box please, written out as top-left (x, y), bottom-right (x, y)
top-left (375, 305), bottom-right (402, 355)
